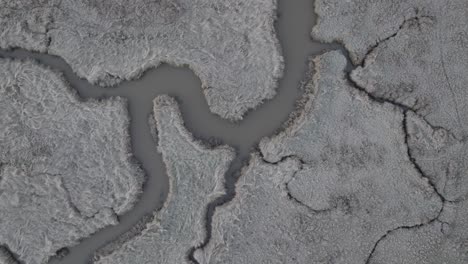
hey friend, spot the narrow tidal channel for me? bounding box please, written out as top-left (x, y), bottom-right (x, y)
top-left (0, 0), bottom-right (342, 263)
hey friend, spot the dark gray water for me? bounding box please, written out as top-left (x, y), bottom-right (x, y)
top-left (0, 0), bottom-right (341, 263)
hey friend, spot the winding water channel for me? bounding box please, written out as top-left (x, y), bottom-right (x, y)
top-left (0, 0), bottom-right (343, 263)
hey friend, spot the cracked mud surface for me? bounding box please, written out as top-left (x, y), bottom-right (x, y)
top-left (0, 59), bottom-right (143, 264)
top-left (0, 0), bottom-right (282, 120)
top-left (0, 0), bottom-right (467, 263)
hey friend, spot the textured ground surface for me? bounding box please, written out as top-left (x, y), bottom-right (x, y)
top-left (1, 0), bottom-right (468, 263)
top-left (348, 0), bottom-right (468, 202)
top-left (0, 59), bottom-right (143, 264)
top-left (195, 51), bottom-right (443, 264)
top-left (94, 95), bottom-right (235, 264)
top-left (313, 0), bottom-right (468, 262)
top-left (326, 0), bottom-right (468, 262)
top-left (312, 0), bottom-right (449, 64)
top-left (0, 0), bottom-right (282, 120)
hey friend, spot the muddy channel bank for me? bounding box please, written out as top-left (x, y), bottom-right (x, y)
top-left (0, 0), bottom-right (343, 263)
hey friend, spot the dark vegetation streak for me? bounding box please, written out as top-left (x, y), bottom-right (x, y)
top-left (284, 177), bottom-right (334, 215)
top-left (402, 111), bottom-right (451, 204)
top-left (0, 244), bottom-right (23, 264)
top-left (361, 113), bottom-right (449, 264)
top-left (363, 218), bottom-right (437, 264)
top-left (360, 13), bottom-right (434, 67)
top-left (256, 152), bottom-right (334, 215)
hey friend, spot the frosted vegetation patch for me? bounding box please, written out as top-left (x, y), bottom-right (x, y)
top-left (317, 0), bottom-right (468, 261)
top-left (348, 0), bottom-right (468, 202)
top-left (315, 0), bottom-right (468, 261)
top-left (0, 59), bottom-right (143, 264)
top-left (0, 0), bottom-right (283, 120)
top-left (195, 51), bottom-right (442, 264)
top-left (95, 95), bottom-right (235, 264)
